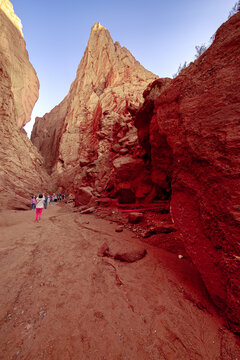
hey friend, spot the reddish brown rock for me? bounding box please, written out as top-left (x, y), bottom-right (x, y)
top-left (113, 249), bottom-right (147, 263)
top-left (136, 13), bottom-right (240, 331)
top-left (128, 212), bottom-right (144, 224)
top-left (0, 1), bottom-right (50, 209)
top-left (98, 241), bottom-right (147, 263)
top-left (31, 22), bottom-right (166, 203)
top-left (75, 186), bottom-right (94, 206)
top-left (115, 225), bottom-right (124, 233)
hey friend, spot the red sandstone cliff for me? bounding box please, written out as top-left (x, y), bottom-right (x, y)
top-left (30, 9), bottom-right (240, 333)
top-left (134, 13), bottom-right (240, 332)
top-left (0, 1), bottom-right (50, 209)
top-left (31, 23), bottom-right (168, 203)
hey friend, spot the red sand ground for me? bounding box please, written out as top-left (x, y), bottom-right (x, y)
top-left (0, 203), bottom-right (240, 359)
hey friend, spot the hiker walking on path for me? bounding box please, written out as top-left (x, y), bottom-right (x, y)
top-left (31, 196), bottom-right (36, 210)
top-left (44, 195), bottom-right (48, 209)
top-left (35, 194), bottom-right (45, 222)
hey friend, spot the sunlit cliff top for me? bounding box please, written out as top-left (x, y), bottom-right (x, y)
top-left (0, 0), bottom-right (23, 36)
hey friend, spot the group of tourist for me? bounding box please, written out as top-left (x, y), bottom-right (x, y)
top-left (31, 193), bottom-right (66, 222)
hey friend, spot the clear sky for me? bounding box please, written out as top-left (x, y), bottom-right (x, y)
top-left (11, 0), bottom-right (235, 137)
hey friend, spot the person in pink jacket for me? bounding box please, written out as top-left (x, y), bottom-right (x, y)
top-left (35, 194), bottom-right (45, 222)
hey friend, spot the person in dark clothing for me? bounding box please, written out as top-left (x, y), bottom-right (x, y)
top-left (44, 194), bottom-right (48, 209)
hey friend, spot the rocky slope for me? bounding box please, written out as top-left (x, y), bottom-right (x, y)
top-left (31, 23), bottom-right (167, 204)
top-left (133, 12), bottom-right (240, 332)
top-left (0, 1), bottom-right (50, 209)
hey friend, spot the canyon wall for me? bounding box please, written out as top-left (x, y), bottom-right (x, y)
top-left (30, 9), bottom-right (240, 331)
top-left (0, 1), bottom-right (50, 209)
top-left (31, 23), bottom-right (169, 204)
top-left (134, 13), bottom-right (240, 332)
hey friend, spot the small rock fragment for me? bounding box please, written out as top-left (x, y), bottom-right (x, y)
top-left (80, 207), bottom-right (95, 214)
top-left (119, 148), bottom-right (129, 155)
top-left (115, 225), bottom-right (124, 232)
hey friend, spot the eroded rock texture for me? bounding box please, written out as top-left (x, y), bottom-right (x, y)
top-left (31, 23), bottom-right (167, 204)
top-left (0, 0), bottom-right (39, 128)
top-left (0, 1), bottom-right (50, 209)
top-left (134, 13), bottom-right (240, 332)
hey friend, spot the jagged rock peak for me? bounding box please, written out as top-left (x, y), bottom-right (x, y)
top-left (0, 0), bottom-right (23, 36)
top-left (75, 21), bottom-right (156, 89)
top-left (31, 21), bottom-right (160, 188)
top-left (91, 22), bottom-right (106, 31)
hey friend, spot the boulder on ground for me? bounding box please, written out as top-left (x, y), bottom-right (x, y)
top-left (75, 187), bottom-right (94, 206)
top-left (114, 249), bottom-right (147, 263)
top-left (115, 225), bottom-right (124, 232)
top-left (128, 212), bottom-right (144, 224)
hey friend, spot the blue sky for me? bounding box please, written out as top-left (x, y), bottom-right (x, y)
top-left (11, 0), bottom-right (235, 136)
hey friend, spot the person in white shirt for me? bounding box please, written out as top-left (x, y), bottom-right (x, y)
top-left (35, 193), bottom-right (45, 222)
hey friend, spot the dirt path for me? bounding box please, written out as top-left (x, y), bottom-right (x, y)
top-left (0, 204), bottom-right (239, 360)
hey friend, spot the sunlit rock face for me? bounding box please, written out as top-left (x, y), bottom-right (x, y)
top-left (31, 22), bottom-right (162, 201)
top-left (0, 0), bottom-right (39, 128)
top-left (0, 1), bottom-right (50, 209)
top-left (135, 13), bottom-right (240, 332)
top-left (0, 0), bottom-right (23, 36)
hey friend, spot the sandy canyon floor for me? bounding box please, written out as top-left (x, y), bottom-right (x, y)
top-left (0, 204), bottom-right (240, 360)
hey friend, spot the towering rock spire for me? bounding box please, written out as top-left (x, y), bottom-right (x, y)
top-left (31, 23), bottom-right (162, 199)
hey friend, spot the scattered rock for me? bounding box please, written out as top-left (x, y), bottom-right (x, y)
top-left (128, 212), bottom-right (144, 224)
top-left (112, 144), bottom-right (121, 153)
top-left (114, 249), bottom-right (147, 263)
top-left (73, 205), bottom-right (88, 212)
top-left (75, 187), bottom-right (94, 206)
top-left (115, 225), bottom-right (124, 232)
top-left (80, 207), bottom-right (95, 214)
top-left (141, 226), bottom-right (156, 238)
top-left (97, 198), bottom-right (112, 207)
top-left (119, 148), bottom-right (129, 155)
top-left (155, 225), bottom-right (176, 233)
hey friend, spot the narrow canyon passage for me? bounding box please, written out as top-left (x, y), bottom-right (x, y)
top-left (0, 204), bottom-right (239, 359)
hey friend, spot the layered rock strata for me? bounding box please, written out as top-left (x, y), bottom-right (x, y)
top-left (134, 13), bottom-right (240, 332)
top-left (31, 22), bottom-right (163, 204)
top-left (0, 1), bottom-right (49, 209)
